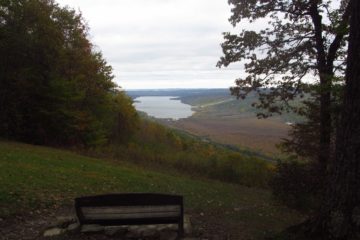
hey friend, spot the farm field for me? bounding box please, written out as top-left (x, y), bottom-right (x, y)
top-left (171, 115), bottom-right (289, 155)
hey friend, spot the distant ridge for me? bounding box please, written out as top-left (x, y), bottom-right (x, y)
top-left (126, 88), bottom-right (231, 98)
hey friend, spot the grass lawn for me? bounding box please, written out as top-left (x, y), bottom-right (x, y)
top-left (0, 141), bottom-right (302, 239)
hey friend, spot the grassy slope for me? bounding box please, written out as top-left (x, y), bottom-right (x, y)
top-left (0, 141), bottom-right (301, 239)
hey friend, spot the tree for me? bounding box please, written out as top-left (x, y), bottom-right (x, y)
top-left (307, 0), bottom-right (360, 238)
top-left (280, 80), bottom-right (343, 161)
top-left (0, 0), bottom-right (138, 147)
top-left (217, 0), bottom-right (350, 176)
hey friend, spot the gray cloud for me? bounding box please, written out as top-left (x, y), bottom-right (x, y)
top-left (56, 0), bottom-right (245, 89)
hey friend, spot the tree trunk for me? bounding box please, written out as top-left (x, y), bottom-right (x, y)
top-left (308, 0), bottom-right (360, 238)
top-left (319, 74), bottom-right (332, 177)
top-left (310, 1), bottom-right (333, 176)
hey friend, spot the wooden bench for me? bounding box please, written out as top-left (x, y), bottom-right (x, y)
top-left (75, 193), bottom-right (184, 237)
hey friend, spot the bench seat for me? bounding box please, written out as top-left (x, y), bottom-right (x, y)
top-left (75, 193), bottom-right (184, 237)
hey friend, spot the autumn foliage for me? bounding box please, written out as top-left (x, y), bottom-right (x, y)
top-left (0, 0), bottom-right (138, 147)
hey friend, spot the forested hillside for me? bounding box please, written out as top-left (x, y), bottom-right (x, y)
top-left (0, 0), bottom-right (275, 189)
top-left (0, 0), bottom-right (137, 147)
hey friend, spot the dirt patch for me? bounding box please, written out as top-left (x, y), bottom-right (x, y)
top-left (0, 207), bottom-right (235, 240)
top-left (0, 206), bottom-right (71, 240)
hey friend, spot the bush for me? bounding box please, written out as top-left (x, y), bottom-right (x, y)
top-left (96, 119), bottom-right (274, 188)
top-left (270, 160), bottom-right (321, 211)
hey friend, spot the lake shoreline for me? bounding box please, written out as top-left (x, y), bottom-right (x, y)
top-left (133, 96), bottom-right (194, 120)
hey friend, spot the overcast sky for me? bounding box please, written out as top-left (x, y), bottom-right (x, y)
top-left (55, 0), bottom-right (246, 89)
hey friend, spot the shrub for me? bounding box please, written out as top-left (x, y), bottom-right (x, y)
top-left (270, 160), bottom-right (320, 211)
top-left (97, 119), bottom-right (274, 188)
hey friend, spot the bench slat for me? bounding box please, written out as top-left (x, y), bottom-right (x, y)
top-left (82, 205), bottom-right (180, 214)
top-left (84, 212), bottom-right (180, 220)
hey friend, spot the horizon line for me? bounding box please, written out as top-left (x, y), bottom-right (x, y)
top-left (123, 87), bottom-right (230, 91)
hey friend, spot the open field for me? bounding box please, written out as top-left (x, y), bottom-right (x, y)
top-left (171, 115), bottom-right (289, 155)
top-left (0, 140), bottom-right (302, 239)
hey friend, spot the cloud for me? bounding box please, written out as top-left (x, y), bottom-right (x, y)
top-left (56, 0), bottom-right (244, 89)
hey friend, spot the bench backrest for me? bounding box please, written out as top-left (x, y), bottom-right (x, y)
top-left (75, 193), bottom-right (184, 230)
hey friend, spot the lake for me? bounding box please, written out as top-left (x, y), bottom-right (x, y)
top-left (133, 96), bottom-right (194, 120)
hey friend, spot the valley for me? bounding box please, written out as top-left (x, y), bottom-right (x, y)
top-left (128, 89), bottom-right (301, 155)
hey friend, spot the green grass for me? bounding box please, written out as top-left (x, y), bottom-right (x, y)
top-left (0, 140), bottom-right (302, 239)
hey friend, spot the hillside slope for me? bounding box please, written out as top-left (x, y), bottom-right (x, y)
top-left (0, 141), bottom-right (301, 239)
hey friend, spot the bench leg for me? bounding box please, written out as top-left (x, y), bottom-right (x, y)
top-left (178, 221), bottom-right (184, 239)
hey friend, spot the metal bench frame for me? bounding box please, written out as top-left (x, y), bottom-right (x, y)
top-left (75, 193), bottom-right (184, 237)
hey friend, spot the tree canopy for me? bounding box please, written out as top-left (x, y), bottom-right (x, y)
top-left (0, 0), bottom-right (138, 147)
top-left (218, 0), bottom-right (351, 174)
top-left (218, 0), bottom-right (349, 103)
